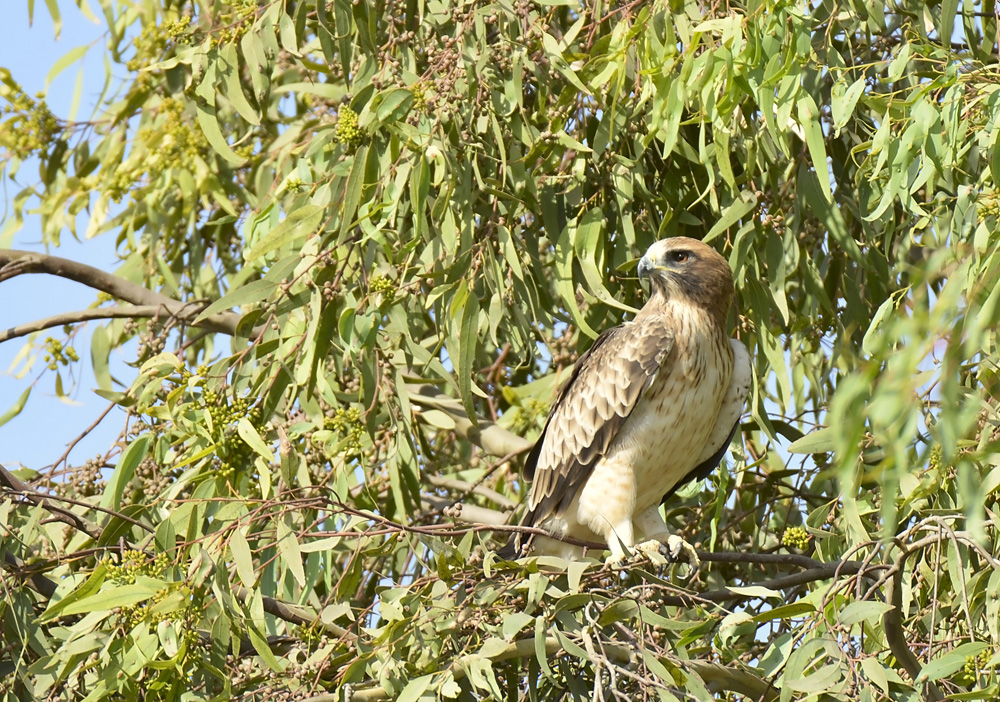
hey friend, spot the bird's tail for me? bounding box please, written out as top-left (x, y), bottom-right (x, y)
top-left (495, 506), bottom-right (536, 560)
top-left (496, 531), bottom-right (525, 560)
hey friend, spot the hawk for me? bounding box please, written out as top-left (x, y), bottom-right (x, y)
top-left (502, 237), bottom-right (751, 566)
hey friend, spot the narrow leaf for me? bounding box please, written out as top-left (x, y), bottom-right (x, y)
top-left (100, 433), bottom-right (152, 511)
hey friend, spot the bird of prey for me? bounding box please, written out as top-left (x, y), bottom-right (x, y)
top-left (502, 237), bottom-right (751, 566)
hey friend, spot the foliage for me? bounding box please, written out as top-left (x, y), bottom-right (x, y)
top-left (2, 0), bottom-right (1000, 699)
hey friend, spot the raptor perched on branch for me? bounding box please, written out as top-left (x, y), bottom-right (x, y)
top-left (502, 237), bottom-right (751, 567)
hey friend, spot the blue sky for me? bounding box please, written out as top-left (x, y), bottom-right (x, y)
top-left (0, 4), bottom-right (128, 471)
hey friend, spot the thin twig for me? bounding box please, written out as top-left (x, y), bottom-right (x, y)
top-left (46, 402), bottom-right (117, 473)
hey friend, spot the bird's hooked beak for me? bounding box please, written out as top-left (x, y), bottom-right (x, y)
top-left (637, 255), bottom-right (655, 281)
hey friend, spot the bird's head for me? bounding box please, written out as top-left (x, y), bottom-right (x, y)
top-left (637, 237), bottom-right (735, 322)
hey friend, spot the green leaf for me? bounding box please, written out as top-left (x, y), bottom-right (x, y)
top-left (831, 78), bottom-right (866, 134)
top-left (246, 589), bottom-right (284, 670)
top-left (886, 42), bottom-right (911, 83)
top-left (787, 427), bottom-right (836, 454)
top-left (501, 612), bottom-right (535, 640)
top-left (574, 207), bottom-right (636, 315)
top-left (237, 417), bottom-right (273, 462)
top-left (455, 292), bottom-right (481, 422)
top-left (598, 599), bottom-right (639, 626)
top-left (374, 88), bottom-right (414, 126)
top-left (859, 657), bottom-right (891, 692)
top-left (195, 278), bottom-right (279, 322)
top-left (918, 642), bottom-right (989, 682)
top-left (862, 290), bottom-right (904, 356)
top-left (439, 672), bottom-right (463, 698)
top-left (196, 101), bottom-right (245, 166)
top-left (0, 387), bottom-right (30, 428)
top-left (245, 205), bottom-right (325, 262)
top-left (534, 614), bottom-right (553, 676)
top-left (554, 223), bottom-right (598, 338)
top-left (43, 0), bottom-right (61, 37)
top-left (703, 194), bottom-right (756, 243)
top-left (56, 578), bottom-right (163, 619)
top-left (90, 325), bottom-right (112, 392)
top-left (340, 145), bottom-right (368, 238)
top-left (641, 650), bottom-right (677, 685)
top-left (44, 44), bottom-right (88, 90)
top-left (397, 674), bottom-right (433, 702)
top-left (838, 601), bottom-right (892, 626)
top-left (419, 408), bottom-right (456, 430)
top-left (937, 5), bottom-right (957, 55)
top-left (276, 514), bottom-right (307, 587)
top-left (101, 433), bottom-right (152, 511)
top-left (725, 585), bottom-right (781, 600)
top-left (221, 43), bottom-right (260, 125)
top-left (752, 601), bottom-right (816, 623)
top-left (41, 564), bottom-right (108, 622)
top-left (796, 96), bottom-right (831, 201)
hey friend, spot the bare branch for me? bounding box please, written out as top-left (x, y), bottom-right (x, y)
top-left (46, 402), bottom-right (117, 473)
top-left (0, 462), bottom-right (102, 540)
top-left (2, 551), bottom-right (58, 598)
top-left (423, 474), bottom-right (516, 509)
top-left (232, 585), bottom-right (353, 641)
top-left (420, 495), bottom-right (509, 525)
top-left (0, 305), bottom-right (187, 343)
top-left (0, 249), bottom-right (241, 336)
top-left (884, 535), bottom-right (946, 701)
top-left (407, 384), bottom-right (533, 457)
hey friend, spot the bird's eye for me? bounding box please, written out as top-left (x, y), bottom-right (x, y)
top-left (670, 251), bottom-right (690, 263)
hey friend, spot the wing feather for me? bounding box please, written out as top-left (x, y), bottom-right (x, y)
top-left (521, 315), bottom-right (675, 528)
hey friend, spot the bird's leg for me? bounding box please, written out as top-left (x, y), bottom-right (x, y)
top-left (632, 506), bottom-right (701, 576)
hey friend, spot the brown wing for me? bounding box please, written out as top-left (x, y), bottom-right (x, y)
top-left (521, 314), bottom-right (675, 528)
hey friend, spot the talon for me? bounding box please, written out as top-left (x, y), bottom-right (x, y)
top-left (604, 553), bottom-right (629, 570)
top-left (634, 540), bottom-right (670, 567)
top-left (665, 535), bottom-right (700, 574)
top-left (625, 536), bottom-right (701, 578)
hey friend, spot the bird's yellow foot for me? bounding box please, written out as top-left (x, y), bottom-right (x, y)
top-left (603, 537), bottom-right (700, 575)
top-left (634, 536), bottom-right (701, 577)
top-left (604, 551), bottom-right (630, 570)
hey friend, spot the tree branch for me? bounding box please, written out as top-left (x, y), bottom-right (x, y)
top-left (2, 551), bottom-right (58, 598)
top-left (884, 538), bottom-right (945, 701)
top-left (0, 462), bottom-right (102, 540)
top-left (232, 585), bottom-right (353, 641)
top-left (423, 474), bottom-right (516, 509)
top-left (0, 305), bottom-right (193, 343)
top-left (420, 495), bottom-right (509, 525)
top-left (0, 249), bottom-right (241, 336)
top-left (407, 384), bottom-right (532, 457)
top-left (688, 558), bottom-right (875, 606)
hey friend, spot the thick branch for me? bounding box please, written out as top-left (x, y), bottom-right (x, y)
top-left (0, 249), bottom-right (241, 336)
top-left (423, 475), bottom-right (516, 509)
top-left (686, 660), bottom-right (778, 700)
top-left (0, 251), bottom-right (533, 461)
top-left (232, 585), bottom-right (352, 641)
top-left (408, 385), bottom-right (532, 457)
top-left (0, 463), bottom-right (102, 540)
top-left (420, 495), bottom-right (509, 525)
top-left (689, 559), bottom-right (873, 606)
top-left (2, 551), bottom-right (58, 598)
top-left (885, 542), bottom-right (945, 701)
